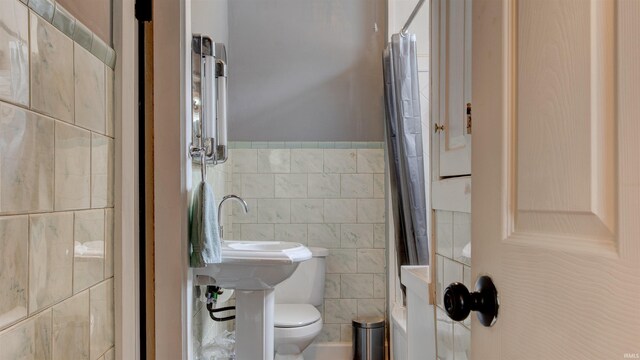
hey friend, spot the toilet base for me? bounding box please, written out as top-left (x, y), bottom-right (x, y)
top-left (274, 318), bottom-right (323, 360)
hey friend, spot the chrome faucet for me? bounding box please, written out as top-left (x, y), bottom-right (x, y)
top-left (218, 195), bottom-right (249, 238)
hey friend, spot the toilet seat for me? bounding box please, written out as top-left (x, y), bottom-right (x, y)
top-left (275, 304), bottom-right (321, 328)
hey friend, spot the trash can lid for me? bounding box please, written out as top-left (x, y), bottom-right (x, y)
top-left (352, 317), bottom-right (385, 329)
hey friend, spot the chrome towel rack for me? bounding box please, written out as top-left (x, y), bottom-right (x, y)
top-left (190, 34), bottom-right (229, 179)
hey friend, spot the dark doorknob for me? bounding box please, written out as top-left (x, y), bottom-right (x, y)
top-left (443, 275), bottom-right (499, 327)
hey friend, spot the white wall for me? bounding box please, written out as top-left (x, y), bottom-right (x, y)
top-left (227, 0), bottom-right (387, 142)
top-left (191, 0), bottom-right (228, 45)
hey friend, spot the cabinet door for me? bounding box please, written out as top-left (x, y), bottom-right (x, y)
top-left (433, 0), bottom-right (472, 178)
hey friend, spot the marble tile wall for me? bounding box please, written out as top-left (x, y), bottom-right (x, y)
top-left (0, 0), bottom-right (29, 106)
top-left (227, 142), bottom-right (386, 344)
top-left (434, 210), bottom-right (471, 360)
top-left (0, 1), bottom-right (115, 358)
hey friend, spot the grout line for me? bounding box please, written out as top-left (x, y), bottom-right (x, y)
top-left (27, 0), bottom-right (32, 110)
top-left (71, 211), bottom-right (76, 295)
top-left (82, 288), bottom-right (91, 359)
top-left (89, 132), bottom-right (93, 209)
top-left (26, 214), bottom-right (31, 320)
top-left (49, 305), bottom-right (53, 357)
top-left (88, 283), bottom-right (92, 359)
top-left (72, 39), bottom-right (76, 125)
top-left (228, 141), bottom-right (384, 150)
top-left (52, 112), bottom-right (56, 212)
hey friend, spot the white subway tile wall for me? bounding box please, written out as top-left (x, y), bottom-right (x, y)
top-left (435, 210), bottom-right (471, 360)
top-left (228, 142), bottom-right (386, 343)
top-left (0, 2), bottom-right (115, 357)
top-left (436, 307), bottom-right (454, 360)
top-left (452, 212), bottom-right (471, 265)
top-left (436, 210), bottom-right (454, 258)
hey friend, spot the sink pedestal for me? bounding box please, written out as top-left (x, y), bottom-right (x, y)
top-left (235, 289), bottom-right (275, 360)
top-left (192, 241), bottom-right (312, 360)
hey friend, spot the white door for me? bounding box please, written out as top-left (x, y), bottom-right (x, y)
top-left (433, 0), bottom-right (472, 177)
top-left (471, 0), bottom-right (640, 358)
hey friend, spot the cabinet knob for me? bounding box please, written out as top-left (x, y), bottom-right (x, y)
top-left (434, 123), bottom-right (445, 133)
top-left (443, 275), bottom-right (499, 327)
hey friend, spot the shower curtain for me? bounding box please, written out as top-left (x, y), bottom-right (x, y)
top-left (383, 33), bottom-right (429, 284)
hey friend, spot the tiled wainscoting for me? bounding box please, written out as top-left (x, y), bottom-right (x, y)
top-left (0, 1), bottom-right (115, 359)
top-left (434, 210), bottom-right (471, 360)
top-left (226, 141), bottom-right (387, 344)
top-left (191, 162), bottom-right (236, 358)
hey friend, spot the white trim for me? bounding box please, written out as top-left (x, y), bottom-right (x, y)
top-left (113, 0), bottom-right (140, 359)
top-left (431, 177), bottom-right (471, 213)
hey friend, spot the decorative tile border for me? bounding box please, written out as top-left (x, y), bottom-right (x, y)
top-left (25, 0), bottom-right (116, 68)
top-left (229, 141), bottom-right (384, 149)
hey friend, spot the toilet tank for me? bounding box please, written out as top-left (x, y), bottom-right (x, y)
top-left (275, 247), bottom-right (328, 306)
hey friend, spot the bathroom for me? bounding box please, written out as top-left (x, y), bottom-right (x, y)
top-left (0, 0), bottom-right (639, 359)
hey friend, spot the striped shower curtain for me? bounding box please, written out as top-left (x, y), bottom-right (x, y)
top-left (383, 33), bottom-right (429, 288)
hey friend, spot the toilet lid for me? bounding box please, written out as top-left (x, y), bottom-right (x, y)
top-left (274, 304), bottom-right (321, 328)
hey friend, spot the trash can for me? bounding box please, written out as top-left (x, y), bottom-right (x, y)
top-left (352, 317), bottom-right (385, 360)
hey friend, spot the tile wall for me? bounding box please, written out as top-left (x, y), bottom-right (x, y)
top-left (0, 1), bottom-right (115, 359)
top-left (191, 161), bottom-right (236, 359)
top-left (226, 141), bottom-right (386, 344)
top-left (434, 210), bottom-right (471, 360)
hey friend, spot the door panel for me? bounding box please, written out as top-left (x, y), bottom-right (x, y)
top-left (473, 0), bottom-right (640, 358)
top-left (437, 0), bottom-right (472, 177)
top-left (513, 0), bottom-right (616, 252)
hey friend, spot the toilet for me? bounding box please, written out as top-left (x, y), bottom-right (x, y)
top-left (273, 247), bottom-right (329, 360)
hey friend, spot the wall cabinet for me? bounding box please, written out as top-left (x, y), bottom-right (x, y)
top-left (432, 0), bottom-right (472, 178)
top-left (430, 0), bottom-right (472, 212)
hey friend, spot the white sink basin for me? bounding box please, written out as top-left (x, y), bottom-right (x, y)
top-left (192, 240), bottom-right (312, 290)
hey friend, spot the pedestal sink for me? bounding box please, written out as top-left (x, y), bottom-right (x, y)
top-left (192, 240), bottom-right (312, 360)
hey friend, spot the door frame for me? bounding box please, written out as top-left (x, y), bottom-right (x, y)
top-left (152, 0), bottom-right (193, 359)
top-left (113, 0), bottom-right (142, 358)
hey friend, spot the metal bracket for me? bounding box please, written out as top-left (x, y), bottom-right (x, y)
top-left (466, 102), bottom-right (472, 135)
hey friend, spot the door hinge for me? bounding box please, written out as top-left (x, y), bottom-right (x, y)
top-left (466, 102), bottom-right (472, 135)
